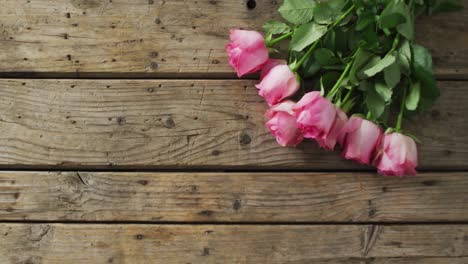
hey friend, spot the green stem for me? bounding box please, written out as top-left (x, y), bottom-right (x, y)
top-left (291, 4), bottom-right (355, 72)
top-left (292, 41), bottom-right (320, 72)
top-left (387, 34), bottom-right (400, 55)
top-left (326, 61), bottom-right (353, 101)
top-left (341, 87), bottom-right (354, 106)
top-left (366, 111), bottom-right (372, 119)
top-left (396, 84), bottom-right (407, 132)
top-left (269, 31), bottom-right (293, 46)
top-left (331, 4), bottom-right (356, 28)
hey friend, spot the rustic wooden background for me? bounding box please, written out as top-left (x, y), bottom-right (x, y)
top-left (0, 0), bottom-right (467, 263)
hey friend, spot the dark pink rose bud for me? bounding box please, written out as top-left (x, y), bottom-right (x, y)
top-left (375, 132), bottom-right (418, 176)
top-left (226, 29), bottom-right (269, 77)
top-left (316, 107), bottom-right (348, 150)
top-left (339, 116), bottom-right (383, 165)
top-left (293, 91), bottom-right (337, 141)
top-left (265, 101), bottom-right (304, 147)
top-left (256, 64), bottom-right (300, 106)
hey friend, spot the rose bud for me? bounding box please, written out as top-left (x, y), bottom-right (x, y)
top-left (292, 91), bottom-right (337, 141)
top-left (375, 132), bottom-right (418, 176)
top-left (260, 59), bottom-right (287, 79)
top-left (256, 64), bottom-right (300, 106)
top-left (316, 107), bottom-right (348, 150)
top-left (339, 116), bottom-right (383, 165)
top-left (265, 101), bottom-right (303, 147)
top-left (226, 29), bottom-right (269, 77)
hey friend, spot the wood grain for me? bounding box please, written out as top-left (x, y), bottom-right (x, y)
top-left (0, 79), bottom-right (465, 169)
top-left (0, 0), bottom-right (466, 77)
top-left (0, 224), bottom-right (466, 263)
top-left (0, 171), bottom-right (467, 222)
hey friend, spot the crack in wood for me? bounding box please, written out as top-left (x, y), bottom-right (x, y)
top-left (29, 225), bottom-right (51, 242)
top-left (362, 225), bottom-right (383, 257)
top-left (76, 172), bottom-right (88, 186)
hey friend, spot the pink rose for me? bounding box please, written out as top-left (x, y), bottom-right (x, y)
top-left (375, 133), bottom-right (418, 176)
top-left (256, 64), bottom-right (300, 106)
top-left (226, 29), bottom-right (269, 77)
top-left (260, 59), bottom-right (287, 79)
top-left (292, 91), bottom-right (337, 140)
top-left (339, 116), bottom-right (383, 165)
top-left (265, 101), bottom-right (303, 147)
top-left (316, 107), bottom-right (348, 150)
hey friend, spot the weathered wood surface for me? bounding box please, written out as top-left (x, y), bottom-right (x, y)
top-left (0, 224), bottom-right (466, 263)
top-left (0, 79), bottom-right (465, 169)
top-left (0, 0), bottom-right (466, 77)
top-left (0, 171), bottom-right (467, 222)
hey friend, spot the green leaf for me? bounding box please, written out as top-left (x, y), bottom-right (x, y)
top-left (322, 30), bottom-right (336, 50)
top-left (398, 40), bottom-right (412, 76)
top-left (314, 0), bottom-right (346, 25)
top-left (411, 44), bottom-right (439, 111)
top-left (290, 22), bottom-right (327, 51)
top-left (334, 28), bottom-right (349, 53)
top-left (360, 25), bottom-right (380, 50)
top-left (379, 13), bottom-right (406, 29)
top-left (358, 80), bottom-right (371, 91)
top-left (366, 86), bottom-right (386, 119)
top-left (279, 0), bottom-right (316, 25)
top-left (396, 2), bottom-right (414, 40)
top-left (378, 0), bottom-right (407, 29)
top-left (412, 44), bottom-right (433, 75)
top-left (363, 55), bottom-right (396, 77)
top-left (406, 82), bottom-right (421, 110)
top-left (314, 48), bottom-right (340, 66)
top-left (349, 49), bottom-right (373, 84)
top-left (302, 56), bottom-right (321, 78)
top-left (428, 0), bottom-right (464, 15)
top-left (356, 12), bottom-right (375, 31)
top-left (375, 82), bottom-right (393, 102)
top-left (384, 62), bottom-right (401, 88)
top-left (263, 21), bottom-right (291, 35)
top-left (320, 71), bottom-right (341, 94)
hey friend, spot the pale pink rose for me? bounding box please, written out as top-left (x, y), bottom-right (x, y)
top-left (226, 29), bottom-right (269, 77)
top-left (339, 116), bottom-right (383, 165)
top-left (316, 107), bottom-right (348, 150)
top-left (256, 64), bottom-right (300, 106)
top-left (260, 59), bottom-right (287, 79)
top-left (265, 101), bottom-right (303, 147)
top-left (292, 91), bottom-right (337, 140)
top-left (375, 133), bottom-right (418, 176)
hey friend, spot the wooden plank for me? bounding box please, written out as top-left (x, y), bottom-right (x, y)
top-left (0, 79), bottom-right (465, 169)
top-left (0, 0), bottom-right (466, 77)
top-left (0, 224), bottom-right (466, 263)
top-left (1, 171), bottom-right (467, 222)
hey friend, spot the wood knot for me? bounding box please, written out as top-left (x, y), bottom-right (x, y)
top-left (116, 116), bottom-right (126, 125)
top-left (422, 180), bottom-right (437, 186)
top-left (247, 0), bottom-right (256, 9)
top-left (198, 210), bottom-right (214, 217)
top-left (202, 247), bottom-right (210, 256)
top-left (164, 117), bottom-right (175, 128)
top-left (239, 133), bottom-right (252, 145)
top-left (137, 180), bottom-right (148, 186)
top-left (233, 199), bottom-right (241, 211)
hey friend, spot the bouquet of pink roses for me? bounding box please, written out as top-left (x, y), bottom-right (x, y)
top-left (226, 0), bottom-right (462, 176)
